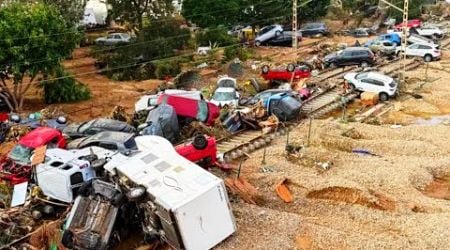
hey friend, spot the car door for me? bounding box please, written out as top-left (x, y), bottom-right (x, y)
top-left (407, 44), bottom-right (420, 56)
top-left (358, 78), bottom-right (376, 93)
top-left (105, 34), bottom-right (114, 45)
top-left (301, 24), bottom-right (312, 36)
top-left (418, 45), bottom-right (431, 57)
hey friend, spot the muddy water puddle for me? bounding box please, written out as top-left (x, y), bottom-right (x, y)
top-left (415, 114), bottom-right (450, 125)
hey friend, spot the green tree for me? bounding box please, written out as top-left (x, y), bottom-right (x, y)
top-left (196, 26), bottom-right (236, 46)
top-left (0, 3), bottom-right (80, 111)
top-left (238, 0), bottom-right (290, 29)
top-left (386, 0), bottom-right (423, 21)
top-left (109, 0), bottom-right (175, 31)
top-left (41, 0), bottom-right (86, 25)
top-left (182, 0), bottom-right (241, 28)
top-left (297, 0), bottom-right (331, 22)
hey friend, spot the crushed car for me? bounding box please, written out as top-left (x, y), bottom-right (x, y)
top-left (261, 63), bottom-right (311, 83)
top-left (267, 92), bottom-right (302, 121)
top-left (63, 118), bottom-right (136, 139)
top-left (67, 131), bottom-right (138, 154)
top-left (0, 127), bottom-right (66, 184)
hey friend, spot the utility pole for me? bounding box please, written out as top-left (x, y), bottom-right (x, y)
top-left (380, 0), bottom-right (409, 85)
top-left (292, 0), bottom-right (298, 49)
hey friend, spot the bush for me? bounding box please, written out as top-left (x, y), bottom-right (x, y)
top-left (196, 26), bottom-right (236, 47)
top-left (42, 69), bottom-right (91, 104)
top-left (224, 46), bottom-right (251, 62)
top-left (153, 61), bottom-right (181, 80)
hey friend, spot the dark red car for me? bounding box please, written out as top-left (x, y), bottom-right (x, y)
top-left (394, 19), bottom-right (422, 30)
top-left (157, 94), bottom-right (220, 126)
top-left (261, 63), bottom-right (311, 82)
top-left (175, 134), bottom-right (218, 167)
top-left (0, 127), bottom-right (66, 184)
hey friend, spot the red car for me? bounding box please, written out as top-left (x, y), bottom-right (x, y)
top-left (175, 134), bottom-right (218, 167)
top-left (394, 19), bottom-right (422, 30)
top-left (0, 127), bottom-right (66, 184)
top-left (261, 63), bottom-right (311, 82)
top-left (157, 94), bottom-right (220, 126)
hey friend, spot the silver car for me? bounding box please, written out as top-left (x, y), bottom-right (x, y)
top-left (95, 33), bottom-right (131, 45)
top-left (255, 24), bottom-right (283, 46)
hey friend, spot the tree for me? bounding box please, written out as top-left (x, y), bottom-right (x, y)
top-left (238, 0), bottom-right (290, 29)
top-left (0, 3), bottom-right (80, 111)
top-left (386, 0), bottom-right (423, 21)
top-left (182, 0), bottom-right (241, 28)
top-left (42, 0), bottom-right (86, 26)
top-left (109, 0), bottom-right (175, 31)
top-left (297, 0), bottom-right (331, 22)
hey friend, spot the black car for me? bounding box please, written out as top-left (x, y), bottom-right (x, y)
top-left (265, 31), bottom-right (302, 47)
top-left (324, 47), bottom-right (375, 68)
top-left (299, 22), bottom-right (329, 37)
top-left (63, 118), bottom-right (136, 139)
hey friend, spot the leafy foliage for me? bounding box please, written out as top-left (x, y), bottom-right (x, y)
top-left (196, 26), bottom-right (237, 46)
top-left (0, 3), bottom-right (80, 110)
top-left (108, 0), bottom-right (175, 30)
top-left (297, 0), bottom-right (331, 22)
top-left (41, 68), bottom-right (91, 104)
top-left (41, 0), bottom-right (86, 25)
top-left (224, 46), bottom-right (252, 62)
top-left (386, 0), bottom-right (423, 21)
top-left (182, 0), bottom-right (241, 28)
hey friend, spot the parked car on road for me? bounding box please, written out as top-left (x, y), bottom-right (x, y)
top-left (368, 40), bottom-right (397, 56)
top-left (95, 33), bottom-right (131, 45)
top-left (396, 43), bottom-right (441, 62)
top-left (324, 47), bottom-right (375, 68)
top-left (344, 71), bottom-right (397, 102)
top-left (157, 94), bottom-right (220, 126)
top-left (67, 131), bottom-right (137, 154)
top-left (261, 63), bottom-right (311, 83)
top-left (264, 31), bottom-right (302, 47)
top-left (63, 118), bottom-right (136, 139)
top-left (299, 22), bottom-right (329, 37)
top-left (0, 127), bottom-right (66, 184)
top-left (255, 24), bottom-right (283, 46)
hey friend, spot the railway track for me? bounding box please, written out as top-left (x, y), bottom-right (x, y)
top-left (217, 58), bottom-right (423, 162)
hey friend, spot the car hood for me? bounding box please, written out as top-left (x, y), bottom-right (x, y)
top-left (344, 72), bottom-right (358, 81)
top-left (62, 123), bottom-right (81, 137)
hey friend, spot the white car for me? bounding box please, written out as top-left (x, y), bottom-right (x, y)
top-left (396, 43), bottom-right (441, 62)
top-left (210, 87), bottom-right (240, 107)
top-left (415, 26), bottom-right (446, 39)
top-left (344, 72), bottom-right (397, 102)
top-left (255, 24), bottom-right (283, 46)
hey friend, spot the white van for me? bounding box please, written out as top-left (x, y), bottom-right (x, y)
top-left (104, 136), bottom-right (236, 250)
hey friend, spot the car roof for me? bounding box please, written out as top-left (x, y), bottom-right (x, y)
top-left (345, 47), bottom-right (371, 51)
top-left (83, 131), bottom-right (134, 144)
top-left (90, 118), bottom-right (130, 130)
top-left (19, 127), bottom-right (61, 148)
top-left (360, 72), bottom-right (393, 82)
top-left (411, 42), bottom-right (438, 47)
top-left (215, 87), bottom-right (236, 92)
top-left (45, 148), bottom-right (76, 162)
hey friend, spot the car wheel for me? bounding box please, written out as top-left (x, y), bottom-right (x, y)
top-left (275, 30), bottom-right (281, 37)
top-left (379, 92), bottom-right (389, 102)
top-left (349, 83), bottom-right (356, 90)
top-left (255, 40), bottom-right (261, 46)
top-left (286, 63), bottom-right (295, 72)
top-left (261, 65), bottom-right (270, 74)
top-left (424, 54), bottom-right (432, 62)
top-left (193, 134), bottom-right (208, 150)
top-left (329, 62), bottom-right (337, 68)
top-left (61, 230), bottom-right (74, 249)
top-left (360, 61), bottom-right (369, 68)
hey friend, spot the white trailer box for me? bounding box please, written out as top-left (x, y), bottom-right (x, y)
top-left (104, 136), bottom-right (236, 250)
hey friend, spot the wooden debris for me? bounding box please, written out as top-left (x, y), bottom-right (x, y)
top-left (225, 177), bottom-right (259, 204)
top-left (275, 178), bottom-right (293, 203)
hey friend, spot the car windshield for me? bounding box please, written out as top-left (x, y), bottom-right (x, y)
top-left (213, 91), bottom-right (236, 101)
top-left (258, 27), bottom-right (272, 35)
top-left (78, 120), bottom-right (95, 133)
top-left (355, 72), bottom-right (369, 80)
top-left (9, 144), bottom-right (33, 164)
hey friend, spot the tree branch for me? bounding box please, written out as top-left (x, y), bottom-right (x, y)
top-left (0, 92), bottom-right (13, 111)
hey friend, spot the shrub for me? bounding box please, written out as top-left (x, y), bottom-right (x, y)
top-left (196, 26), bottom-right (236, 47)
top-left (224, 46), bottom-right (252, 62)
top-left (42, 70), bottom-right (91, 104)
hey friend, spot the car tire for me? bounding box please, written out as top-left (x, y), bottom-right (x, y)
top-left (379, 92), bottom-right (389, 102)
top-left (349, 83), bottom-right (356, 90)
top-left (275, 30), bottom-right (281, 37)
top-left (360, 61), bottom-right (369, 68)
top-left (193, 134), bottom-right (208, 150)
top-left (329, 62), bottom-right (337, 68)
top-left (424, 54), bottom-right (432, 62)
top-left (61, 230), bottom-right (74, 249)
top-left (261, 65), bottom-right (270, 74)
top-left (255, 40), bottom-right (261, 46)
top-left (286, 63), bottom-right (295, 72)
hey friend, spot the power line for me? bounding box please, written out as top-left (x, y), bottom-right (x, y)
top-left (0, 0), bottom-right (278, 44)
top-left (0, 12), bottom-right (289, 69)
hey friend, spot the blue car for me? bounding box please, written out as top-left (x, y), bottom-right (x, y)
top-left (378, 33), bottom-right (401, 46)
top-left (267, 92), bottom-right (302, 121)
